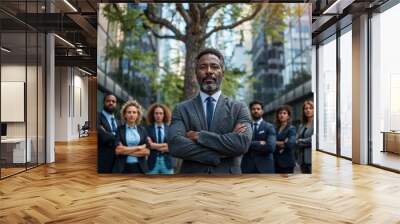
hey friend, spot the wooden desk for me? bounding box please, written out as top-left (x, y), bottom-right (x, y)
top-left (1, 138), bottom-right (31, 163)
top-left (382, 131), bottom-right (400, 154)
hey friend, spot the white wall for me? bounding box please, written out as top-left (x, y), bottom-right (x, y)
top-left (54, 67), bottom-right (89, 141)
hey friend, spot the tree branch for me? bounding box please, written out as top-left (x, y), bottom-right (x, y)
top-left (203, 3), bottom-right (224, 13)
top-left (150, 29), bottom-right (178, 40)
top-left (176, 3), bottom-right (191, 25)
top-left (144, 3), bottom-right (185, 41)
top-left (201, 4), bottom-right (263, 41)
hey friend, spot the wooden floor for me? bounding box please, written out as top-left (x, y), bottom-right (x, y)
top-left (1, 135), bottom-right (400, 223)
top-left (372, 150), bottom-right (400, 171)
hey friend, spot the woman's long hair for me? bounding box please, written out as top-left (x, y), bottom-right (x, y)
top-left (301, 100), bottom-right (314, 124)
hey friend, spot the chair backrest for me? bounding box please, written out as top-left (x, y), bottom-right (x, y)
top-left (82, 121), bottom-right (90, 129)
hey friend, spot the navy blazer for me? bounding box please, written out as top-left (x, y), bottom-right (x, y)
top-left (97, 112), bottom-right (120, 173)
top-left (146, 124), bottom-right (174, 170)
top-left (112, 124), bottom-right (149, 173)
top-left (273, 124), bottom-right (296, 168)
top-left (241, 120), bottom-right (276, 173)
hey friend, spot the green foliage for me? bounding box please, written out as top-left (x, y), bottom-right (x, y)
top-left (101, 3), bottom-right (302, 107)
top-left (159, 71), bottom-right (184, 108)
top-left (221, 67), bottom-right (246, 98)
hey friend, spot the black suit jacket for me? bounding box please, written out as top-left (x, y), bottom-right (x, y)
top-left (274, 125), bottom-right (296, 168)
top-left (241, 120), bottom-right (276, 173)
top-left (146, 124), bottom-right (174, 170)
top-left (112, 124), bottom-right (149, 173)
top-left (97, 112), bottom-right (120, 173)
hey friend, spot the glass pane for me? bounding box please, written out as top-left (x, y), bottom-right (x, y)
top-left (27, 31), bottom-right (38, 169)
top-left (340, 29), bottom-right (352, 158)
top-left (38, 32), bottom-right (45, 165)
top-left (371, 4), bottom-right (400, 171)
top-left (317, 37), bottom-right (337, 154)
top-left (1, 31), bottom-right (27, 177)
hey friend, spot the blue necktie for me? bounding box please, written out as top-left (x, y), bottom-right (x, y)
top-left (206, 97), bottom-right (215, 130)
top-left (253, 122), bottom-right (258, 138)
top-left (110, 117), bottom-right (117, 133)
top-left (157, 126), bottom-right (162, 143)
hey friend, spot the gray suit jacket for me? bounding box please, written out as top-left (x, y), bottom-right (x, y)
top-left (167, 94), bottom-right (252, 174)
top-left (296, 122), bottom-right (314, 164)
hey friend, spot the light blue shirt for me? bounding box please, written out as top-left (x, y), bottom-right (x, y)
top-left (199, 90), bottom-right (221, 118)
top-left (102, 110), bottom-right (117, 135)
top-left (154, 123), bottom-right (165, 143)
top-left (125, 124), bottom-right (140, 164)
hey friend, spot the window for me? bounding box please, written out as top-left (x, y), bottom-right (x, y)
top-left (370, 3), bottom-right (400, 171)
top-left (340, 28), bottom-right (352, 158)
top-left (317, 36), bottom-right (337, 154)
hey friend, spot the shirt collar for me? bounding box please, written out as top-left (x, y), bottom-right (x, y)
top-left (199, 90), bottom-right (221, 104)
top-left (252, 118), bottom-right (263, 125)
top-left (154, 123), bottom-right (164, 129)
top-left (102, 110), bottom-right (114, 118)
top-left (125, 123), bottom-right (137, 129)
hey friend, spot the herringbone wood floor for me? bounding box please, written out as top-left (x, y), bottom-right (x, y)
top-left (1, 134), bottom-right (400, 224)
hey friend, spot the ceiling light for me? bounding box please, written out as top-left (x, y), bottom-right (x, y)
top-left (63, 0), bottom-right (78, 12)
top-left (78, 67), bottom-right (92, 76)
top-left (323, 0), bottom-right (355, 15)
top-left (1, 47), bottom-right (11, 53)
top-left (54, 34), bottom-right (75, 48)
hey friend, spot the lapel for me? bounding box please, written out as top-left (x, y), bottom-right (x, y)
top-left (164, 125), bottom-right (169, 141)
top-left (149, 125), bottom-right (156, 141)
top-left (119, 125), bottom-right (127, 146)
top-left (192, 94), bottom-right (207, 130)
top-left (210, 95), bottom-right (226, 132)
top-left (137, 126), bottom-right (144, 144)
top-left (100, 112), bottom-right (112, 132)
top-left (256, 120), bottom-right (265, 137)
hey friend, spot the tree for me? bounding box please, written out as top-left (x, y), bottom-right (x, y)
top-left (104, 3), bottom-right (264, 99)
top-left (103, 3), bottom-right (309, 101)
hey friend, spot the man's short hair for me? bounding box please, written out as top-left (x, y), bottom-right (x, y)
top-left (103, 92), bottom-right (117, 103)
top-left (195, 48), bottom-right (225, 71)
top-left (249, 100), bottom-right (264, 109)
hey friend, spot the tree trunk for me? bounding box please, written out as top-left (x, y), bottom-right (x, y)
top-left (183, 35), bottom-right (205, 99)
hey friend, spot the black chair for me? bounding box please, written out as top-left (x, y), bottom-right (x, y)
top-left (78, 121), bottom-right (90, 138)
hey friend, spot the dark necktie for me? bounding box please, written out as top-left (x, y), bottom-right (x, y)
top-left (253, 122), bottom-right (258, 138)
top-left (157, 126), bottom-right (162, 143)
top-left (110, 117), bottom-right (117, 133)
top-left (206, 97), bottom-right (215, 130)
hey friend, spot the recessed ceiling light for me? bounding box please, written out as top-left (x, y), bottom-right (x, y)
top-left (54, 34), bottom-right (75, 48)
top-left (63, 0), bottom-right (78, 12)
top-left (78, 67), bottom-right (92, 76)
top-left (1, 47), bottom-right (11, 53)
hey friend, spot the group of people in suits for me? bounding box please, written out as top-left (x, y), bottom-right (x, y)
top-left (97, 47), bottom-right (313, 174)
top-left (242, 100), bottom-right (314, 174)
top-left (98, 97), bottom-right (174, 174)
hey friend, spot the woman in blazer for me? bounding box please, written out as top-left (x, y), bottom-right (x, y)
top-left (296, 100), bottom-right (314, 174)
top-left (146, 103), bottom-right (175, 174)
top-left (273, 105), bottom-right (297, 173)
top-left (112, 100), bottom-right (150, 174)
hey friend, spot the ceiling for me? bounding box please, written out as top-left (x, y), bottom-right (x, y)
top-left (0, 0), bottom-right (392, 75)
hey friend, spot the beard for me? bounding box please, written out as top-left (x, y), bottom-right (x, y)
top-left (251, 113), bottom-right (262, 120)
top-left (200, 77), bottom-right (222, 93)
top-left (103, 105), bottom-right (115, 114)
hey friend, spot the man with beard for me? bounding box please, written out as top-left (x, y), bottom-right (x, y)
top-left (168, 48), bottom-right (252, 174)
top-left (241, 100), bottom-right (276, 173)
top-left (97, 93), bottom-right (120, 173)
